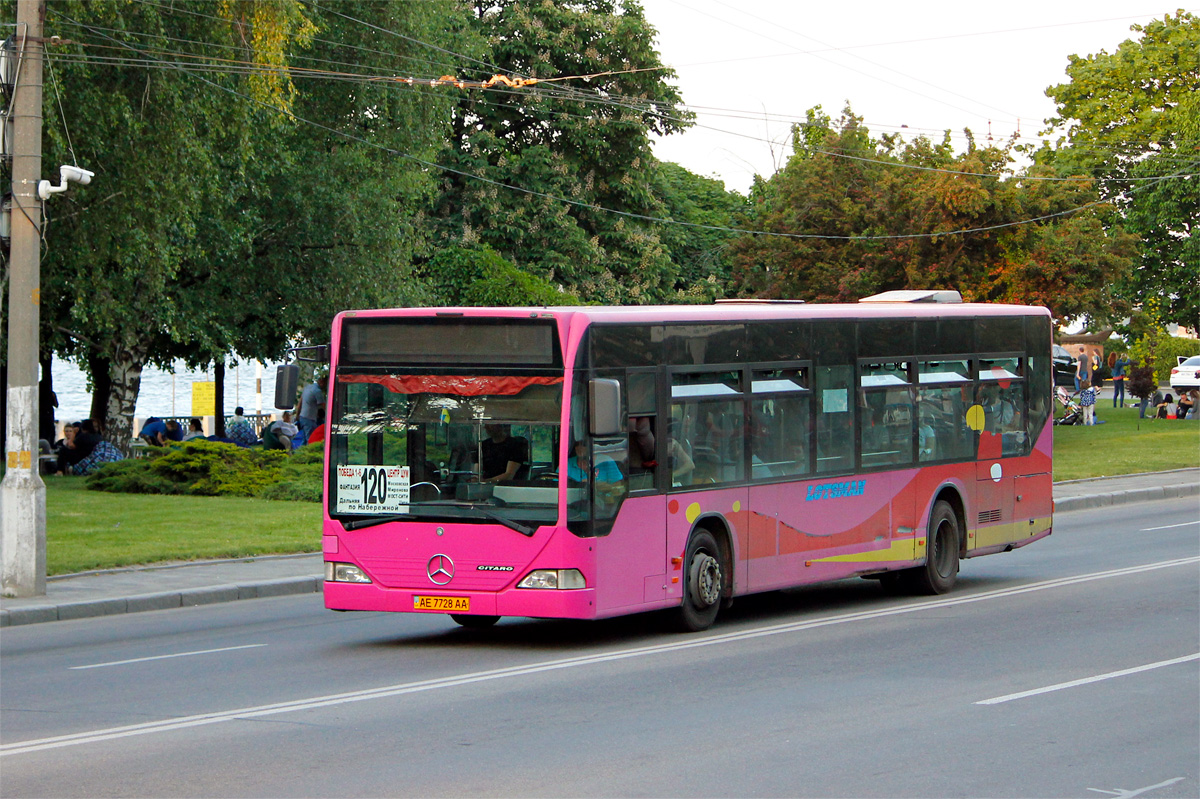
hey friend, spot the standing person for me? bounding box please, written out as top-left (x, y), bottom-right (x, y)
top-left (1080, 379), bottom-right (1098, 426)
top-left (296, 374), bottom-right (327, 446)
top-left (1110, 354), bottom-right (1129, 408)
top-left (1075, 346), bottom-right (1091, 392)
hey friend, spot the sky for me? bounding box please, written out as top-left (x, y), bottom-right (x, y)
top-left (638, 1), bottom-right (1194, 193)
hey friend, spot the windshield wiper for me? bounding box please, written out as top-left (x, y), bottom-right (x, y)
top-left (342, 513), bottom-right (416, 531)
top-left (340, 504), bottom-right (536, 537)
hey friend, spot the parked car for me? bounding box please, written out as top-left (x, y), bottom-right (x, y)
top-left (1170, 355), bottom-right (1200, 394)
top-left (1052, 345), bottom-right (1078, 387)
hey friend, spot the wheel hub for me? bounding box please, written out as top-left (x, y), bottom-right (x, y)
top-left (690, 552), bottom-right (722, 607)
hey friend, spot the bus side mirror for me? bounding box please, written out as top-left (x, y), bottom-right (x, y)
top-left (590, 379), bottom-right (622, 437)
top-left (275, 364), bottom-right (299, 410)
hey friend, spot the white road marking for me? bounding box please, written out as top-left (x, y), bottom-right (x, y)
top-left (70, 644), bottom-right (267, 670)
top-left (976, 653), bottom-right (1200, 705)
top-left (1087, 777), bottom-right (1185, 797)
top-left (1139, 521), bottom-right (1200, 532)
top-left (3, 555), bottom-right (1198, 757)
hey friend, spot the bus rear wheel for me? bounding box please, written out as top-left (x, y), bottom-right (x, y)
top-left (912, 500), bottom-right (959, 594)
top-left (451, 614), bottom-right (500, 629)
top-left (678, 530), bottom-right (723, 632)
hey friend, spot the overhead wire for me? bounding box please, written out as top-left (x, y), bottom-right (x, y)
top-left (58, 4), bottom-right (1189, 169)
top-left (52, 10), bottom-right (1199, 246)
top-left (48, 40), bottom-right (1196, 183)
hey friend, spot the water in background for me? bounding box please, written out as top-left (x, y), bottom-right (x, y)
top-left (49, 357), bottom-right (287, 423)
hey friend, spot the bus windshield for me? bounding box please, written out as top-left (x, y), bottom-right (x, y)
top-left (329, 373), bottom-right (565, 530)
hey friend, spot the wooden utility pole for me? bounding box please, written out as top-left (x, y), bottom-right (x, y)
top-left (2, 0), bottom-right (46, 597)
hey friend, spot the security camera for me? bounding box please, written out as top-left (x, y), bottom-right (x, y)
top-left (37, 164), bottom-right (94, 200)
top-left (59, 165), bottom-right (93, 185)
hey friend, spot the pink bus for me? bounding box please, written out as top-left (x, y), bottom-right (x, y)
top-left (315, 292), bottom-right (1054, 631)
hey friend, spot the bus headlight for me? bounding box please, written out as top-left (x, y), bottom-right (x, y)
top-left (325, 562), bottom-right (372, 584)
top-left (518, 569), bottom-right (586, 590)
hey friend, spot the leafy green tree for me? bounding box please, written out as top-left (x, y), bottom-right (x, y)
top-left (1043, 11), bottom-right (1200, 329)
top-left (429, 0), bottom-right (693, 303)
top-left (34, 0), bottom-right (464, 444)
top-left (730, 107), bottom-right (1136, 326)
top-left (424, 245), bottom-right (580, 306)
top-left (650, 162), bottom-right (749, 302)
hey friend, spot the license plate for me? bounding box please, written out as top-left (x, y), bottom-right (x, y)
top-left (413, 595), bottom-right (470, 612)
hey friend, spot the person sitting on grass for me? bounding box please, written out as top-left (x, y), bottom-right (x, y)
top-left (263, 411), bottom-right (299, 451)
top-left (225, 407), bottom-right (259, 447)
top-left (1175, 390), bottom-right (1195, 421)
top-left (182, 417), bottom-right (206, 441)
top-left (56, 420), bottom-right (100, 475)
top-left (1152, 393), bottom-right (1174, 420)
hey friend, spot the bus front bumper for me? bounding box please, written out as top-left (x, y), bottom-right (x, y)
top-left (324, 580), bottom-right (599, 620)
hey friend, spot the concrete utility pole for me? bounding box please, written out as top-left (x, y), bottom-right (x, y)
top-left (2, 0), bottom-right (46, 597)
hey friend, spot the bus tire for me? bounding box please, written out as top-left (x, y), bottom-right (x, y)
top-left (913, 500), bottom-right (959, 594)
top-left (678, 530), bottom-right (723, 632)
top-left (451, 614), bottom-right (500, 628)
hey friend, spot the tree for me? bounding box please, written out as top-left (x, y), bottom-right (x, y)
top-left (34, 0), bottom-right (465, 445)
top-left (1043, 11), bottom-right (1200, 329)
top-left (428, 0), bottom-right (693, 303)
top-left (729, 107), bottom-right (1136, 326)
top-left (424, 245), bottom-right (580, 306)
top-left (649, 162), bottom-right (749, 302)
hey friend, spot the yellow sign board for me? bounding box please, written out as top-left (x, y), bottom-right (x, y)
top-left (192, 381), bottom-right (216, 417)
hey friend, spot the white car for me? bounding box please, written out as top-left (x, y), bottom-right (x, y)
top-left (1170, 355), bottom-right (1200, 393)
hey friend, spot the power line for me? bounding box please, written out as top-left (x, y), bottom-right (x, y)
top-left (56, 11), bottom-right (1199, 246)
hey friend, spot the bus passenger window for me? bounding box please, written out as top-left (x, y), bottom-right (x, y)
top-left (750, 368), bottom-right (811, 478)
top-left (815, 365), bottom-right (854, 473)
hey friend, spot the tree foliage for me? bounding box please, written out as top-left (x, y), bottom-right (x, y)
top-left (428, 0), bottom-right (695, 303)
top-left (729, 107), bottom-right (1137, 325)
top-left (32, 0), bottom-right (465, 443)
top-left (424, 245), bottom-right (580, 306)
top-left (1042, 11), bottom-right (1200, 329)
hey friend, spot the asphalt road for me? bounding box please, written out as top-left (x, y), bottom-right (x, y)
top-left (2, 497), bottom-right (1197, 798)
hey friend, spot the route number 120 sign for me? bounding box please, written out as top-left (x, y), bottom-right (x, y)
top-left (335, 465), bottom-right (410, 514)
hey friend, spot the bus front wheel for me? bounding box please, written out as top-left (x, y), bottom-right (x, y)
top-left (913, 500), bottom-right (959, 594)
top-left (678, 530), bottom-right (723, 632)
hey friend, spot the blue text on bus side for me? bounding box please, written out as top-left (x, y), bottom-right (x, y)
top-left (805, 480), bottom-right (867, 502)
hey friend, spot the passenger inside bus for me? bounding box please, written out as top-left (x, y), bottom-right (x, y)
top-left (667, 430), bottom-right (695, 486)
top-left (627, 416), bottom-right (657, 490)
top-left (568, 441), bottom-right (623, 486)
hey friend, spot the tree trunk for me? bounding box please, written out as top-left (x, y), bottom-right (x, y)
top-left (86, 351), bottom-right (113, 429)
top-left (214, 360), bottom-right (226, 437)
top-left (103, 343), bottom-right (148, 454)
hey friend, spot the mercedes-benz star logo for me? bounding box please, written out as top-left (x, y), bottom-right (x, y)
top-left (427, 554), bottom-right (455, 585)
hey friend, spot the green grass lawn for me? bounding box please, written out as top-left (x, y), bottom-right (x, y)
top-left (45, 479), bottom-right (320, 575)
top-left (1051, 404), bottom-right (1199, 481)
top-left (34, 408), bottom-right (1198, 574)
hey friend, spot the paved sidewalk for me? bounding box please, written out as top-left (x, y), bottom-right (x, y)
top-left (2, 470), bottom-right (1197, 628)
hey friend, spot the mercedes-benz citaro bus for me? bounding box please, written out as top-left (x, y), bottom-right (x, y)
top-left (304, 291), bottom-right (1053, 631)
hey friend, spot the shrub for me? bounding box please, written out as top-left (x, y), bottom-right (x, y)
top-left (86, 440), bottom-right (290, 498)
top-left (1127, 365), bottom-right (1157, 401)
top-left (260, 443), bottom-right (325, 502)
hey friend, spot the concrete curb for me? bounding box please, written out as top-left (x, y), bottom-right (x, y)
top-left (1053, 482), bottom-right (1200, 513)
top-left (1, 577), bottom-right (321, 628)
